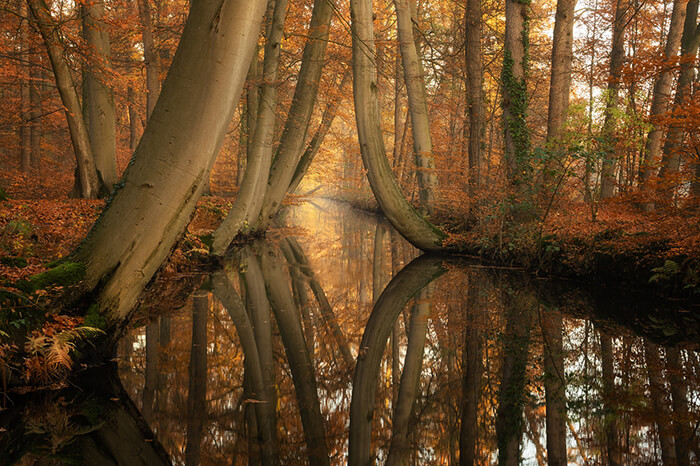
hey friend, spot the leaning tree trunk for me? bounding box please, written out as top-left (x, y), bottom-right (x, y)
top-left (70, 0), bottom-right (268, 329)
top-left (82, 0), bottom-right (118, 188)
top-left (599, 0), bottom-right (628, 199)
top-left (350, 0), bottom-right (446, 252)
top-left (211, 0), bottom-right (288, 255)
top-left (27, 0), bottom-right (101, 199)
top-left (394, 0), bottom-right (439, 215)
top-left (255, 0), bottom-right (335, 230)
top-left (656, 0), bottom-right (699, 190)
top-left (638, 0), bottom-right (688, 185)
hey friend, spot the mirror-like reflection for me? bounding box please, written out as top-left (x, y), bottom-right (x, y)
top-left (3, 200), bottom-right (699, 464)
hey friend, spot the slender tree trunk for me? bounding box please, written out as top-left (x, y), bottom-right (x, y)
top-left (29, 66), bottom-right (42, 166)
top-left (464, 0), bottom-right (483, 194)
top-left (257, 0), bottom-right (335, 228)
top-left (27, 0), bottom-right (101, 198)
top-left (657, 0), bottom-right (700, 190)
top-left (185, 291), bottom-right (208, 466)
top-left (542, 313), bottom-right (567, 466)
top-left (82, 0), bottom-right (118, 187)
top-left (545, 0), bottom-right (577, 185)
top-left (287, 72), bottom-right (350, 195)
top-left (142, 321), bottom-right (159, 424)
top-left (502, 0), bottom-right (532, 205)
top-left (349, 0), bottom-right (446, 252)
top-left (137, 0), bottom-right (160, 120)
top-left (394, 0), bottom-right (438, 214)
top-left (459, 288), bottom-right (482, 465)
top-left (127, 86), bottom-right (139, 152)
top-left (19, 0), bottom-right (31, 172)
top-left (666, 346), bottom-right (691, 466)
top-left (70, 0), bottom-right (268, 328)
top-left (599, 0), bottom-right (629, 199)
top-left (212, 0), bottom-right (288, 254)
top-left (639, 0), bottom-right (688, 185)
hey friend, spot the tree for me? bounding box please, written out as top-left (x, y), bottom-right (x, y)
top-left (349, 0), bottom-right (446, 252)
top-left (82, 0), bottom-right (118, 188)
top-left (69, 0), bottom-right (268, 330)
top-left (137, 0), bottom-right (160, 121)
top-left (464, 0), bottom-right (484, 195)
top-left (27, 0), bottom-right (101, 198)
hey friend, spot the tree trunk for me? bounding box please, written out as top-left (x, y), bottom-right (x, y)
top-left (657, 0), bottom-right (700, 189)
top-left (502, 0), bottom-right (532, 205)
top-left (70, 0), bottom-right (268, 328)
top-left (27, 0), bottom-right (101, 199)
top-left (666, 346), bottom-right (692, 466)
top-left (350, 0), bottom-right (446, 252)
top-left (600, 332), bottom-right (622, 465)
top-left (29, 65), bottom-right (42, 166)
top-left (459, 288), bottom-right (482, 466)
top-left (599, 0), bottom-right (628, 199)
top-left (127, 86), bottom-right (139, 152)
top-left (19, 0), bottom-right (31, 173)
top-left (211, 0), bottom-right (288, 255)
top-left (464, 0), bottom-right (484, 194)
top-left (638, 0), bottom-right (688, 185)
top-left (137, 0), bottom-right (160, 120)
top-left (257, 0), bottom-right (335, 228)
top-left (394, 0), bottom-right (439, 214)
top-left (82, 0), bottom-right (118, 188)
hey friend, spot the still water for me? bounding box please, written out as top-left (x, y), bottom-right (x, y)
top-left (4, 199), bottom-right (700, 464)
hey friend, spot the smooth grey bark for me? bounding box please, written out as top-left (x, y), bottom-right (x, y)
top-left (287, 72), bottom-right (350, 195)
top-left (136, 0), bottom-right (160, 120)
top-left (82, 0), bottom-right (118, 187)
top-left (260, 246), bottom-right (330, 466)
top-left (644, 341), bottom-right (677, 466)
top-left (211, 269), bottom-right (278, 465)
top-left (464, 0), bottom-right (484, 193)
top-left (211, 0), bottom-right (288, 255)
top-left (502, 0), bottom-right (532, 202)
top-left (350, 0), bottom-right (446, 252)
top-left (349, 255), bottom-right (445, 466)
top-left (27, 0), bottom-right (101, 198)
top-left (599, 0), bottom-right (629, 199)
top-left (127, 86), bottom-right (139, 152)
top-left (657, 0), bottom-right (700, 187)
top-left (393, 0), bottom-right (439, 214)
top-left (386, 286), bottom-right (432, 465)
top-left (639, 0), bottom-right (688, 185)
top-left (495, 291), bottom-right (534, 466)
top-left (71, 0), bottom-right (268, 327)
top-left (546, 0), bottom-right (576, 145)
top-left (185, 291), bottom-right (208, 466)
top-left (542, 313), bottom-right (567, 466)
top-left (257, 0), bottom-right (335, 228)
top-left (238, 53), bottom-right (260, 187)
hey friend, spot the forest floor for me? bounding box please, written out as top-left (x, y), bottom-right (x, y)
top-left (1, 170), bottom-right (699, 303)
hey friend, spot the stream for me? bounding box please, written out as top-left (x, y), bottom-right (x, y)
top-left (2, 199), bottom-right (699, 465)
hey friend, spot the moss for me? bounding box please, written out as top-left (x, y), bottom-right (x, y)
top-left (83, 303), bottom-right (106, 330)
top-left (25, 262), bottom-right (87, 291)
top-left (0, 256), bottom-right (28, 268)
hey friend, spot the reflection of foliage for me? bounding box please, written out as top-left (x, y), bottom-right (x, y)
top-left (23, 396), bottom-right (104, 457)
